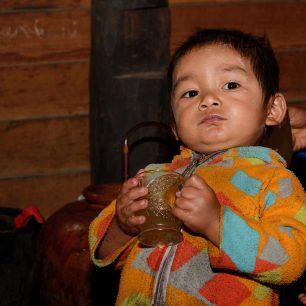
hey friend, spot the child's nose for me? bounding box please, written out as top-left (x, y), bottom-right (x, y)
top-left (198, 94), bottom-right (221, 111)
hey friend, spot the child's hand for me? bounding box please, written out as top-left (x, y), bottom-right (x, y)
top-left (115, 174), bottom-right (148, 236)
top-left (298, 286), bottom-right (306, 305)
top-left (288, 104), bottom-right (306, 152)
top-left (172, 174), bottom-right (220, 245)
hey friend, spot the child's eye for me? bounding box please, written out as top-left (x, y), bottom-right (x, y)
top-left (182, 90), bottom-right (199, 98)
top-left (223, 82), bottom-right (240, 90)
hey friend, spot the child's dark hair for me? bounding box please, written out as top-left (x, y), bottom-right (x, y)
top-left (167, 28), bottom-right (280, 105)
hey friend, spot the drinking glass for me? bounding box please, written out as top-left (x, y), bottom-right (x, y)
top-left (136, 169), bottom-right (184, 247)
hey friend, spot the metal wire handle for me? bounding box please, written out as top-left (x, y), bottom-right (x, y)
top-left (123, 121), bottom-right (173, 181)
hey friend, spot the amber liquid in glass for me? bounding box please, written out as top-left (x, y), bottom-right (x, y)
top-left (137, 171), bottom-right (184, 247)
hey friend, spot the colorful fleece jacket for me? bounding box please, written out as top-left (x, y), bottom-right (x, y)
top-left (89, 146), bottom-right (306, 306)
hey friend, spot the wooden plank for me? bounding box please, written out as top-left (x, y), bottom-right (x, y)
top-left (169, 0), bottom-right (299, 5)
top-left (0, 172), bottom-right (90, 218)
top-left (0, 116), bottom-right (90, 177)
top-left (277, 51), bottom-right (306, 102)
top-left (0, 10), bottom-right (90, 64)
top-left (90, 1), bottom-right (170, 184)
top-left (170, 3), bottom-right (306, 52)
top-left (1, 0), bottom-right (90, 11)
top-left (0, 62), bottom-right (89, 121)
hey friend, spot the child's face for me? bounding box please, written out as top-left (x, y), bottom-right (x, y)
top-left (171, 44), bottom-right (269, 153)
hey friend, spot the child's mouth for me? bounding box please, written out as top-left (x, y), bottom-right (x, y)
top-left (199, 114), bottom-right (225, 125)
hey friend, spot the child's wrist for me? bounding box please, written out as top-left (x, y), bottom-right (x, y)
top-left (114, 216), bottom-right (136, 238)
top-left (201, 209), bottom-right (220, 246)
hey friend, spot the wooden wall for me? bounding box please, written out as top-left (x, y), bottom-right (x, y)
top-left (1, 0), bottom-right (305, 218)
top-left (0, 1), bottom-right (91, 217)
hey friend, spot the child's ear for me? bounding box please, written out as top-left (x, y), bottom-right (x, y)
top-left (171, 125), bottom-right (180, 141)
top-left (265, 93), bottom-right (287, 126)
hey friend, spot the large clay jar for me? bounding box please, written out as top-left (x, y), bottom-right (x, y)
top-left (37, 183), bottom-right (121, 306)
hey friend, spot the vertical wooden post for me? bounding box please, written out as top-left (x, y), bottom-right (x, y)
top-left (90, 0), bottom-right (170, 183)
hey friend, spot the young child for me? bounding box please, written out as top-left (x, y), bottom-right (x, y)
top-left (89, 28), bottom-right (306, 305)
